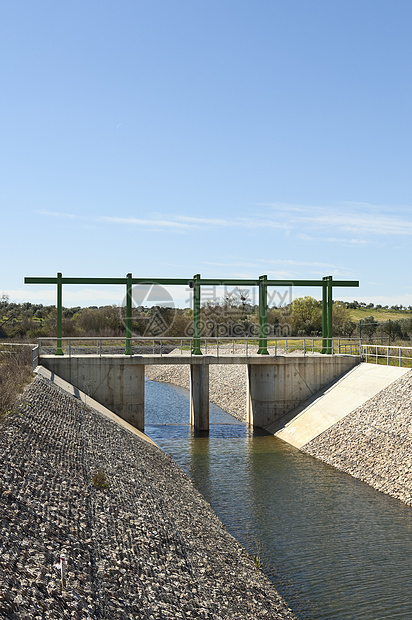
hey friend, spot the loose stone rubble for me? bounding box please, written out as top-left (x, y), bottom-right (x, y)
top-left (146, 350), bottom-right (412, 507)
top-left (0, 375), bottom-right (296, 619)
top-left (302, 369), bottom-right (412, 506)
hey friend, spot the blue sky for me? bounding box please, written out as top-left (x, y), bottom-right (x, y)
top-left (2, 0), bottom-right (412, 309)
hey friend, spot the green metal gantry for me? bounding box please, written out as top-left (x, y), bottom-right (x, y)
top-left (25, 273), bottom-right (359, 355)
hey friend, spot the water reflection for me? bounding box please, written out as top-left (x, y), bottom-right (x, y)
top-left (145, 379), bottom-right (412, 619)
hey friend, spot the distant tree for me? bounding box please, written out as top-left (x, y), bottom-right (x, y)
top-left (289, 297), bottom-right (322, 336)
top-left (332, 302), bottom-right (356, 336)
top-left (360, 315), bottom-right (378, 340)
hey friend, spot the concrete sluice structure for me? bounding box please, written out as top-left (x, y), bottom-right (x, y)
top-left (38, 353), bottom-right (361, 433)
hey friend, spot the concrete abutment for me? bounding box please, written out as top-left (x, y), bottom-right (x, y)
top-left (247, 356), bottom-right (361, 428)
top-left (40, 356), bottom-right (146, 430)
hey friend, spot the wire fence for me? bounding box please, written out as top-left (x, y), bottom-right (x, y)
top-left (360, 344), bottom-right (412, 368)
top-left (13, 336), bottom-right (412, 368)
top-left (35, 336), bottom-right (362, 357)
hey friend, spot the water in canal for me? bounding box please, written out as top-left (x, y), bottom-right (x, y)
top-left (144, 378), bottom-right (412, 619)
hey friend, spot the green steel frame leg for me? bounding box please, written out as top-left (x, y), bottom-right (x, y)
top-left (192, 273), bottom-right (202, 355)
top-left (125, 272), bottom-right (132, 355)
top-left (321, 277), bottom-right (328, 354)
top-left (55, 272), bottom-right (64, 355)
top-left (327, 276), bottom-right (333, 354)
top-left (257, 275), bottom-right (269, 354)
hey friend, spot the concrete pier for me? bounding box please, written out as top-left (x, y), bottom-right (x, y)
top-left (190, 363), bottom-right (210, 431)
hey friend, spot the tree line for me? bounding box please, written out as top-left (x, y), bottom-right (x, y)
top-left (1, 295), bottom-right (411, 342)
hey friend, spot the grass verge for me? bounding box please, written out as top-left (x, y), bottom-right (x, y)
top-left (0, 345), bottom-right (33, 420)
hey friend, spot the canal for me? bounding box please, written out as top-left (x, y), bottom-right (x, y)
top-left (144, 378), bottom-right (412, 619)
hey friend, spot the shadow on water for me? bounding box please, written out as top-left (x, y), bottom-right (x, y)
top-left (145, 379), bottom-right (412, 620)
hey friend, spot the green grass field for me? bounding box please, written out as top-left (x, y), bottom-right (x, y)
top-left (347, 308), bottom-right (411, 321)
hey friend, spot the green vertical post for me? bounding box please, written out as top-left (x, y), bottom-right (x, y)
top-left (257, 275), bottom-right (269, 354)
top-left (327, 276), bottom-right (333, 353)
top-left (125, 272), bottom-right (132, 355)
top-left (321, 277), bottom-right (328, 354)
top-left (55, 272), bottom-right (64, 355)
top-left (192, 273), bottom-right (202, 355)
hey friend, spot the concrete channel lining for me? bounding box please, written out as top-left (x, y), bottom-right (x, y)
top-left (268, 362), bottom-right (409, 449)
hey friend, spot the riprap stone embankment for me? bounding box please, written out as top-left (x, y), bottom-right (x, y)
top-left (0, 375), bottom-right (296, 619)
top-left (302, 369), bottom-right (412, 506)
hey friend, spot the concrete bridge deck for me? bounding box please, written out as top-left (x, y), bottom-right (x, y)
top-left (38, 352), bottom-right (361, 433)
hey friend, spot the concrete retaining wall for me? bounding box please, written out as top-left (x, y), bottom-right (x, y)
top-left (247, 356), bottom-right (360, 428)
top-left (41, 356), bottom-right (145, 430)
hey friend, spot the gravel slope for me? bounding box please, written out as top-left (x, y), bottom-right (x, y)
top-left (302, 369), bottom-right (412, 506)
top-left (0, 375), bottom-right (296, 619)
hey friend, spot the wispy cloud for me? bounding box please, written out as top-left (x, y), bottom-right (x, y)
top-left (38, 202), bottom-right (412, 237)
top-left (263, 202), bottom-right (412, 236)
top-left (98, 216), bottom-right (193, 229)
top-left (39, 210), bottom-right (77, 219)
top-left (38, 210), bottom-right (289, 231)
top-left (298, 233), bottom-right (371, 246)
top-left (199, 257), bottom-right (355, 280)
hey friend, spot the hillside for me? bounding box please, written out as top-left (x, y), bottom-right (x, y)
top-left (347, 307), bottom-right (412, 322)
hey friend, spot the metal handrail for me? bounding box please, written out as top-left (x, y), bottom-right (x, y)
top-left (36, 336), bottom-right (362, 358)
top-left (360, 343), bottom-right (412, 368)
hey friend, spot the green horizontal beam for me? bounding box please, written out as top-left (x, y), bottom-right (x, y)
top-left (268, 279), bottom-right (359, 287)
top-left (25, 277), bottom-right (127, 285)
top-left (25, 277), bottom-right (191, 286)
top-left (201, 279), bottom-right (359, 287)
top-left (25, 276), bottom-right (359, 288)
